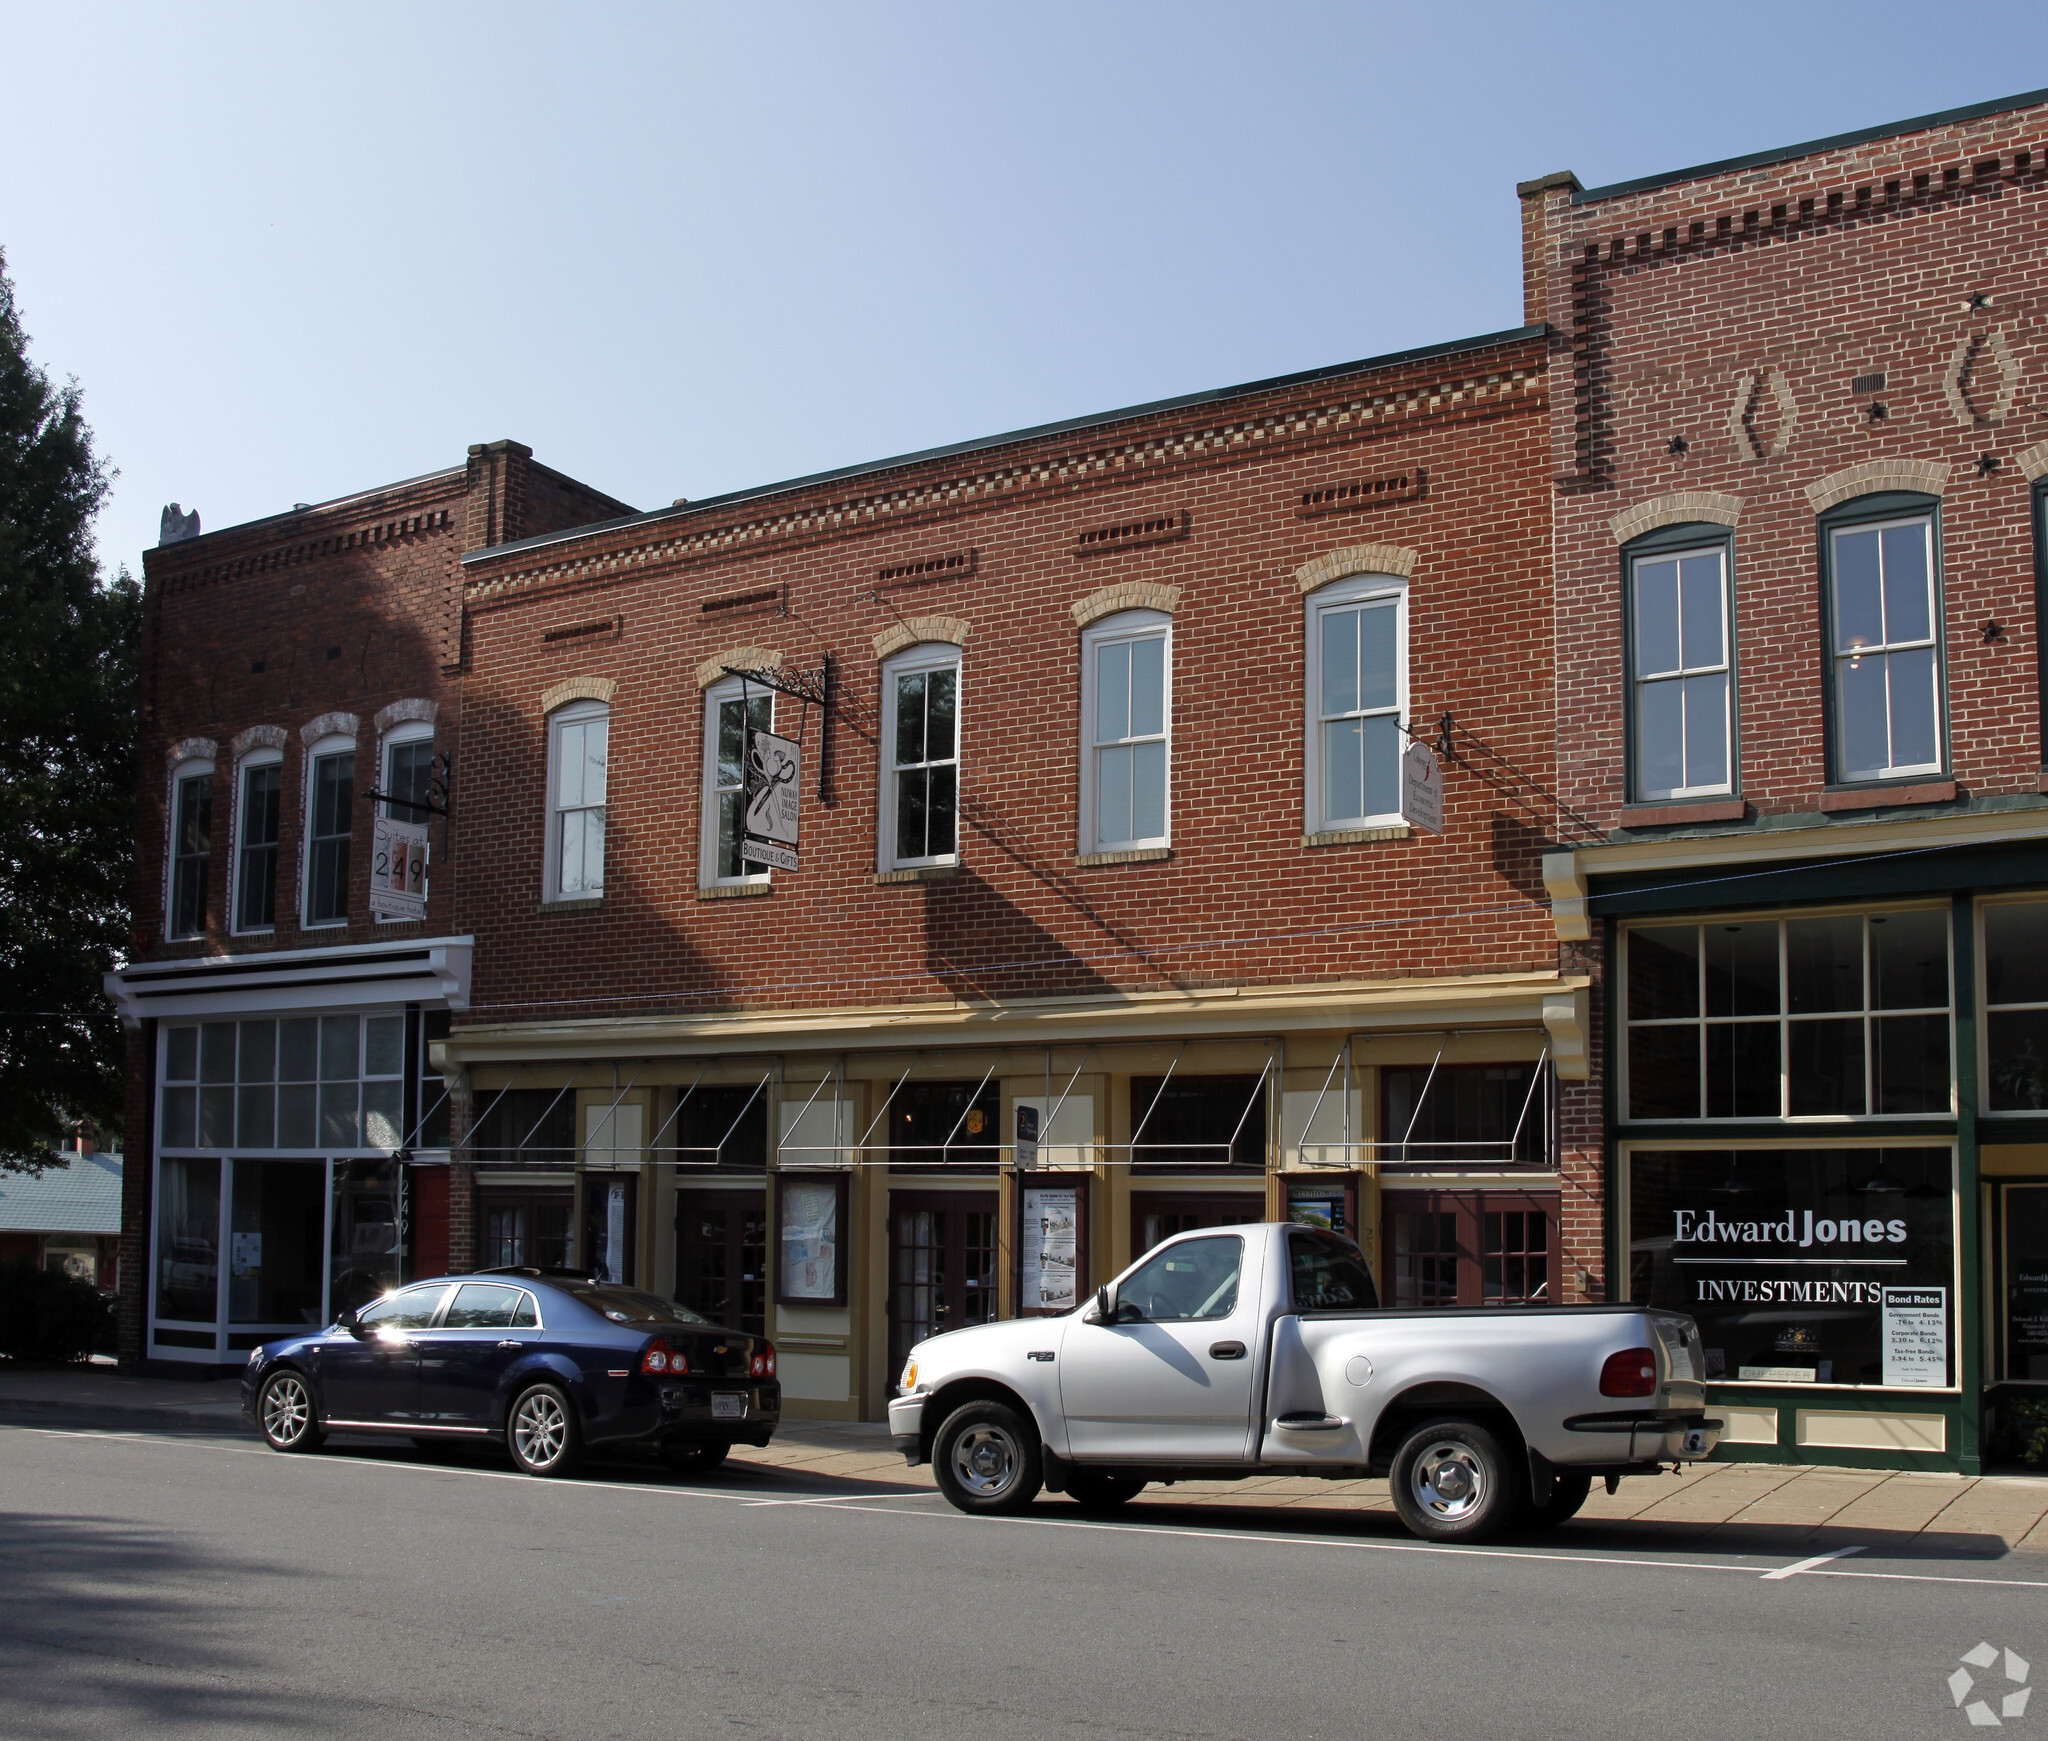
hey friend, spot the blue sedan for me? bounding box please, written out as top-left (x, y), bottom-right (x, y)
top-left (241, 1268), bottom-right (780, 1476)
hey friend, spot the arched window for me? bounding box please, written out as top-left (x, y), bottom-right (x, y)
top-left (302, 734), bottom-right (356, 926)
top-left (232, 750), bottom-right (283, 933)
top-left (546, 699), bottom-right (609, 900)
top-left (1080, 609), bottom-right (1171, 852)
top-left (880, 643), bottom-right (960, 870)
top-left (700, 677), bottom-right (770, 887)
top-left (1820, 492), bottom-right (1944, 784)
top-left (167, 758), bottom-right (214, 939)
top-left (1622, 523), bottom-right (1735, 802)
top-left (1304, 573), bottom-right (1407, 830)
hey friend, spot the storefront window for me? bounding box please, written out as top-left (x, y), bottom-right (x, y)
top-left (1628, 1147), bottom-right (1954, 1388)
top-left (1129, 1075), bottom-right (1266, 1171)
top-left (1984, 901), bottom-right (2048, 1111)
top-left (161, 1013), bottom-right (416, 1155)
top-left (1381, 1063), bottom-right (1547, 1165)
top-left (889, 1080), bottom-right (1000, 1171)
top-left (229, 1158), bottom-right (327, 1325)
top-left (2003, 1184), bottom-right (2048, 1382)
top-left (156, 1156), bottom-right (220, 1322)
top-left (1623, 911), bottom-right (1951, 1120)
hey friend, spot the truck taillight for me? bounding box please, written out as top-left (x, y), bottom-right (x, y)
top-left (751, 1344), bottom-right (776, 1378)
top-left (642, 1338), bottom-right (690, 1376)
top-left (1600, 1347), bottom-right (1658, 1397)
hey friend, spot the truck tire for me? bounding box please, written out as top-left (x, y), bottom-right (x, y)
top-left (932, 1400), bottom-right (1043, 1515)
top-left (1520, 1470), bottom-right (1591, 1531)
top-left (1389, 1417), bottom-right (1522, 1544)
top-left (1064, 1469), bottom-right (1146, 1511)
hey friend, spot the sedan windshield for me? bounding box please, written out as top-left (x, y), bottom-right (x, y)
top-left (562, 1285), bottom-right (715, 1327)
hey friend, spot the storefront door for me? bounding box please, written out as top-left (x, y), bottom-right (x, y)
top-left (676, 1189), bottom-right (768, 1336)
top-left (476, 1189), bottom-right (571, 1271)
top-left (2004, 1184), bottom-right (2048, 1382)
top-left (889, 1192), bottom-right (998, 1375)
top-left (1380, 1189), bottom-right (1557, 1307)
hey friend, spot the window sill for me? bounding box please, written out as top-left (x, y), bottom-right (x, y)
top-left (538, 895), bottom-right (604, 913)
top-left (1619, 798), bottom-right (1746, 827)
top-left (1302, 825), bottom-right (1410, 847)
top-left (698, 881), bottom-right (771, 900)
top-left (1075, 846), bottom-right (1173, 867)
top-left (875, 865), bottom-right (958, 885)
top-left (1817, 779), bottom-right (1957, 813)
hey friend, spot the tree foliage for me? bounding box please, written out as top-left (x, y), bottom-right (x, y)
top-left (0, 248), bottom-right (138, 1171)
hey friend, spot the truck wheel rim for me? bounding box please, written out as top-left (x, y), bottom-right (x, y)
top-left (262, 1375), bottom-right (310, 1444)
top-left (1412, 1440), bottom-right (1486, 1520)
top-left (514, 1393), bottom-right (567, 1467)
top-left (950, 1425), bottom-right (1019, 1497)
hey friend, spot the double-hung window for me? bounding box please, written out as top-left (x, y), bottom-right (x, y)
top-left (547, 701), bottom-right (608, 899)
top-left (881, 647), bottom-right (959, 869)
top-left (701, 680), bottom-right (770, 886)
top-left (1827, 509), bottom-right (1943, 782)
top-left (169, 764), bottom-right (213, 940)
top-left (1306, 575), bottom-right (1405, 829)
top-left (304, 741), bottom-right (354, 926)
top-left (234, 756), bottom-right (281, 933)
top-left (1082, 610), bottom-right (1170, 852)
top-left (382, 730), bottom-right (435, 825)
top-left (1629, 541), bottom-right (1732, 799)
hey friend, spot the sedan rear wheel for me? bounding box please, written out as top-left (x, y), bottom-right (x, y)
top-left (257, 1370), bottom-right (324, 1453)
top-left (507, 1382), bottom-right (583, 1477)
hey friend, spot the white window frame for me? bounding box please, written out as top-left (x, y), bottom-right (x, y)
top-left (1629, 544), bottom-right (1734, 801)
top-left (878, 643), bottom-right (962, 871)
top-left (545, 699), bottom-right (609, 902)
top-left (166, 757), bottom-right (215, 941)
top-left (1079, 609), bottom-right (1172, 853)
top-left (1303, 573), bottom-right (1409, 832)
top-left (230, 749), bottom-right (284, 936)
top-left (1828, 513), bottom-right (1944, 783)
top-left (699, 678), bottom-right (771, 889)
top-left (300, 733), bottom-right (357, 929)
top-left (375, 723), bottom-right (435, 925)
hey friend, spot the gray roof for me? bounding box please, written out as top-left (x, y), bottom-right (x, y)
top-left (0, 1151), bottom-right (122, 1235)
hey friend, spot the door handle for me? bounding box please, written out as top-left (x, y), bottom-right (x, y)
top-left (497, 1340), bottom-right (520, 1350)
top-left (1209, 1341), bottom-right (1246, 1360)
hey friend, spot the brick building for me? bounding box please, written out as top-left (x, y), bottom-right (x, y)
top-left (1525, 88), bottom-right (2048, 1473)
top-left (437, 328), bottom-right (1582, 1420)
top-left (106, 442), bottom-right (631, 1371)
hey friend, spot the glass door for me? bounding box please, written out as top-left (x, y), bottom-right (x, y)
top-left (888, 1192), bottom-right (997, 1374)
top-left (1381, 1190), bottom-right (1558, 1307)
top-left (2005, 1184), bottom-right (2048, 1382)
top-left (675, 1189), bottom-right (768, 1335)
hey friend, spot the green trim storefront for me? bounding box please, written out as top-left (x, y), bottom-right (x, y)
top-left (1575, 809), bottom-right (2048, 1475)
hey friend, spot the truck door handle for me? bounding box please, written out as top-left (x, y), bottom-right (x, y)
top-left (1209, 1341), bottom-right (1246, 1360)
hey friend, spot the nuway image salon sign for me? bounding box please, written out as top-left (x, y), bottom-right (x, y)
top-left (741, 726), bottom-right (801, 872)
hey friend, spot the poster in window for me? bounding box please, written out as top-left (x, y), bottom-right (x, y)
top-left (369, 816), bottom-right (429, 919)
top-left (740, 725), bottom-right (801, 871)
top-left (778, 1175), bottom-right (844, 1304)
top-left (2004, 1185), bottom-right (2048, 1381)
top-left (1021, 1185), bottom-right (1080, 1312)
top-left (1628, 1148), bottom-right (1953, 1388)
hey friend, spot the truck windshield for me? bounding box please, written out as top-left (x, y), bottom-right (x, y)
top-left (1290, 1230), bottom-right (1379, 1311)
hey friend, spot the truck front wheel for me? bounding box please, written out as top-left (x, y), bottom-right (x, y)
top-left (1390, 1417), bottom-right (1522, 1543)
top-left (932, 1400), bottom-right (1043, 1515)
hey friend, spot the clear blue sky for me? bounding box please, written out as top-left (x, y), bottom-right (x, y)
top-left (5, 2), bottom-right (2047, 573)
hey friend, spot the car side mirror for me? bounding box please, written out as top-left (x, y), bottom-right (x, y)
top-left (336, 1307), bottom-right (366, 1338)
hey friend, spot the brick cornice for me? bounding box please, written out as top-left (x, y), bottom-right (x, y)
top-left (1294, 543), bottom-right (1418, 594)
top-left (1608, 491), bottom-right (1744, 545)
top-left (1802, 458), bottom-right (1950, 513)
top-left (872, 615), bottom-right (968, 660)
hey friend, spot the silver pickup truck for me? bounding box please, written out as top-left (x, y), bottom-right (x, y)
top-left (889, 1220), bottom-right (1719, 1542)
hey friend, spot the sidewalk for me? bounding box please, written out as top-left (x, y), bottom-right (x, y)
top-left (6, 1365), bottom-right (2046, 1555)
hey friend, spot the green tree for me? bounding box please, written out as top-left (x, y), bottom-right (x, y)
top-left (0, 248), bottom-right (138, 1171)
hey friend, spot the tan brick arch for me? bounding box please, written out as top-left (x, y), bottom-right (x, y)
top-left (1608, 492), bottom-right (1744, 546)
top-left (1293, 544), bottom-right (1417, 596)
top-left (541, 675), bottom-right (617, 714)
top-left (694, 648), bottom-right (783, 691)
top-left (1070, 582), bottom-right (1181, 627)
top-left (872, 615), bottom-right (969, 660)
top-left (2014, 439), bottom-right (2048, 483)
top-left (166, 735), bottom-right (217, 768)
top-left (1803, 459), bottom-right (1950, 514)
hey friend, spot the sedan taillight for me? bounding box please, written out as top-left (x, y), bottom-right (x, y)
top-left (642, 1338), bottom-right (691, 1376)
top-left (1600, 1347), bottom-right (1658, 1397)
top-left (751, 1343), bottom-right (776, 1378)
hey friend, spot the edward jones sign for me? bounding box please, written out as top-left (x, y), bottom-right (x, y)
top-left (1628, 1148), bottom-right (1953, 1388)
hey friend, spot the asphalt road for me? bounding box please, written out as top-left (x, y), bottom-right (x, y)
top-left (1, 1423), bottom-right (2043, 1741)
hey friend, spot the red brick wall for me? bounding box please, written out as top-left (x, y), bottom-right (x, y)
top-left (452, 340), bottom-right (1562, 1025)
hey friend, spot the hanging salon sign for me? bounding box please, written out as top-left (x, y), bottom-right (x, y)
top-left (1628, 1148), bottom-right (1953, 1388)
top-left (369, 816), bottom-right (429, 920)
top-left (741, 724), bottom-right (801, 871)
top-left (1399, 740), bottom-right (1443, 834)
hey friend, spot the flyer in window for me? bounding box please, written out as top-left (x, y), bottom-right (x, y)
top-left (1022, 1186), bottom-right (1079, 1311)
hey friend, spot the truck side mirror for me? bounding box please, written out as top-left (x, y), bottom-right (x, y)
top-left (1084, 1285), bottom-right (1114, 1324)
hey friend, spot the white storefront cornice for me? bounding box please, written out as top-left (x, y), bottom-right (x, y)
top-left (439, 969), bottom-right (1589, 1073)
top-left (106, 935), bottom-right (474, 1025)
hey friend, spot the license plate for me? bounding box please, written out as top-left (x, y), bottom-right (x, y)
top-left (711, 1393), bottom-right (746, 1419)
top-left (1682, 1428), bottom-right (1706, 1455)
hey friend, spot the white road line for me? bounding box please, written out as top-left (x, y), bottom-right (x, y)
top-left (12, 1425), bottom-right (2045, 1590)
top-left (1761, 1545), bottom-right (1867, 1580)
